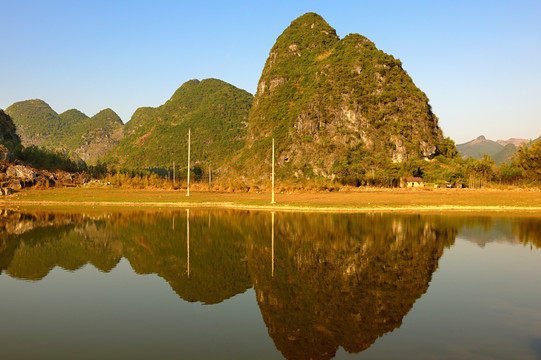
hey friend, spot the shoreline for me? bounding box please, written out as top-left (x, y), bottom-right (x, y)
top-left (2, 187), bottom-right (541, 214)
top-left (4, 201), bottom-right (541, 214)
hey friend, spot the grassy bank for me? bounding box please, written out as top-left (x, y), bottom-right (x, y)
top-left (2, 186), bottom-right (541, 213)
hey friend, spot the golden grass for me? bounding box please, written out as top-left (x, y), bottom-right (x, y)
top-left (2, 186), bottom-right (541, 213)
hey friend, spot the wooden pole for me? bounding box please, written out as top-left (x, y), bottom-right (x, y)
top-left (209, 164), bottom-right (211, 188)
top-left (173, 161), bottom-right (175, 186)
top-left (271, 138), bottom-right (276, 204)
top-left (187, 129), bottom-right (191, 197)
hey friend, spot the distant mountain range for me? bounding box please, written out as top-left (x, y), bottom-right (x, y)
top-left (456, 135), bottom-right (540, 164)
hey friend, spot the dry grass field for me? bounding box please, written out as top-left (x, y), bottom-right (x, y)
top-left (2, 186), bottom-right (541, 213)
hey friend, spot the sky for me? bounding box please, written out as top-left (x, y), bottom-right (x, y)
top-left (1, 0), bottom-right (540, 144)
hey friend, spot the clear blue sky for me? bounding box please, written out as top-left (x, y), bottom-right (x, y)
top-left (1, 0), bottom-right (540, 143)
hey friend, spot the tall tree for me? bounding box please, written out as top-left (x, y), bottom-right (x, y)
top-left (513, 140), bottom-right (541, 183)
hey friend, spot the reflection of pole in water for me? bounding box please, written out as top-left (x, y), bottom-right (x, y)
top-left (187, 209), bottom-right (190, 278)
top-left (172, 215), bottom-right (175, 230)
top-left (208, 212), bottom-right (211, 229)
top-left (272, 211), bottom-right (275, 277)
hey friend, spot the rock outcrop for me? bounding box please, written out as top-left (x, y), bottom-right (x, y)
top-left (0, 161), bottom-right (87, 195)
top-left (0, 144), bottom-right (14, 163)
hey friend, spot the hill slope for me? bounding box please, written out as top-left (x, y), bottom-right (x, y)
top-left (492, 143), bottom-right (519, 165)
top-left (108, 78), bottom-right (253, 171)
top-left (5, 100), bottom-right (123, 164)
top-left (67, 108), bottom-right (124, 163)
top-left (5, 99), bottom-right (62, 148)
top-left (236, 12), bottom-right (446, 182)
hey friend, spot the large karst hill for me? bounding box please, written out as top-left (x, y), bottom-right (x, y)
top-left (234, 12), bottom-right (448, 182)
top-left (107, 78), bottom-right (253, 171)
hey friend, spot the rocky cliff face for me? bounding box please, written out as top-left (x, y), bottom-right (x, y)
top-left (240, 12), bottom-right (445, 181)
top-left (69, 108), bottom-right (124, 164)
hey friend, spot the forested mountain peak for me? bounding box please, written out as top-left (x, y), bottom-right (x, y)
top-left (109, 78), bottom-right (253, 170)
top-left (59, 109), bottom-right (89, 124)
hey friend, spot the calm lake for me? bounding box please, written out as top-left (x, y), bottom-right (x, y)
top-left (1, 209), bottom-right (540, 359)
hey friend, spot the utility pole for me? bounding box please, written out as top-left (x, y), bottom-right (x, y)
top-left (187, 128), bottom-right (191, 197)
top-left (271, 138), bottom-right (276, 204)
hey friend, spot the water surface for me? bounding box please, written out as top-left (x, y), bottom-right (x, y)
top-left (1, 209), bottom-right (540, 359)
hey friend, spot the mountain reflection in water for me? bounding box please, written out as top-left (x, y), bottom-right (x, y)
top-left (0, 209), bottom-right (540, 359)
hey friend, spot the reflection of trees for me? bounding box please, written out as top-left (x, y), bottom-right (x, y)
top-left (513, 217), bottom-right (541, 249)
top-left (0, 210), bottom-right (253, 304)
top-left (246, 213), bottom-right (457, 360)
top-left (456, 215), bottom-right (541, 249)
top-left (0, 211), bottom-right (122, 280)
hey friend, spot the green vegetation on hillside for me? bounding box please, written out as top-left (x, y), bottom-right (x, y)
top-left (5, 100), bottom-right (63, 143)
top-left (12, 145), bottom-right (83, 172)
top-left (107, 78), bottom-right (253, 172)
top-left (492, 143), bottom-right (518, 165)
top-left (5, 100), bottom-right (123, 164)
top-left (1, 108), bottom-right (83, 172)
top-left (59, 108), bottom-right (90, 125)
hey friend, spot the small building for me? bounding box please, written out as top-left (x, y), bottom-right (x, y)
top-left (404, 177), bottom-right (424, 188)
